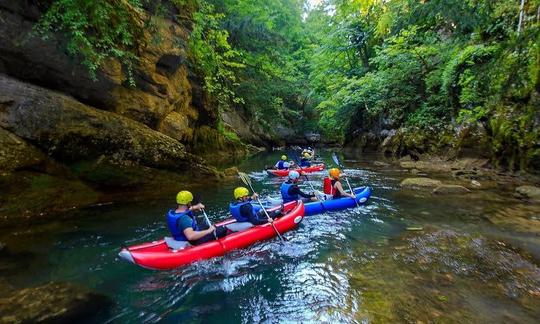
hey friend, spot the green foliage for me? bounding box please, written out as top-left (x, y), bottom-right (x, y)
top-left (206, 0), bottom-right (314, 137)
top-left (189, 1), bottom-right (245, 113)
top-left (35, 0), bottom-right (143, 85)
top-left (306, 0), bottom-right (539, 171)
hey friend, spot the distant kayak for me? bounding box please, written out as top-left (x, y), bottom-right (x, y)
top-left (263, 186), bottom-right (371, 216)
top-left (118, 201), bottom-right (305, 270)
top-left (267, 164), bottom-right (325, 177)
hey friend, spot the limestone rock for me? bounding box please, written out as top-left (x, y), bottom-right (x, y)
top-left (432, 185), bottom-right (471, 195)
top-left (400, 161), bottom-right (416, 169)
top-left (515, 186), bottom-right (540, 203)
top-left (373, 161), bottom-right (390, 167)
top-left (400, 178), bottom-right (442, 188)
top-left (0, 282), bottom-right (112, 323)
top-left (0, 74), bottom-right (193, 172)
top-left (159, 111), bottom-right (195, 143)
top-left (223, 167), bottom-right (239, 177)
top-left (0, 128), bottom-right (46, 173)
top-left (0, 2), bottom-right (195, 128)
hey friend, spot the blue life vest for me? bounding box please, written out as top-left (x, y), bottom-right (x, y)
top-left (166, 209), bottom-right (198, 241)
top-left (229, 201), bottom-right (256, 222)
top-left (280, 182), bottom-right (298, 203)
top-left (300, 159), bottom-right (311, 167)
top-left (277, 160), bottom-right (286, 170)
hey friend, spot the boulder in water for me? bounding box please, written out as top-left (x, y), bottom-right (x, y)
top-left (515, 186), bottom-right (540, 203)
top-left (400, 178), bottom-right (442, 189)
top-left (373, 161), bottom-right (390, 167)
top-left (432, 185), bottom-right (471, 195)
top-left (0, 282), bottom-right (112, 323)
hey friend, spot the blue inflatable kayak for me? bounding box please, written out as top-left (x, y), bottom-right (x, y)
top-left (258, 186), bottom-right (371, 216)
top-left (303, 186), bottom-right (371, 216)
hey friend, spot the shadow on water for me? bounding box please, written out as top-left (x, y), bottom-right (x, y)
top-left (0, 150), bottom-right (539, 323)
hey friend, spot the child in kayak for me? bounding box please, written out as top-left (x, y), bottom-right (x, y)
top-left (167, 190), bottom-right (228, 245)
top-left (280, 171), bottom-right (318, 203)
top-left (230, 187), bottom-right (281, 225)
top-left (325, 168), bottom-right (356, 199)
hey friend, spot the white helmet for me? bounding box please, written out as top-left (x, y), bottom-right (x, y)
top-left (288, 170), bottom-right (300, 180)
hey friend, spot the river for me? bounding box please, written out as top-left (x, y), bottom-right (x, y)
top-left (1, 150), bottom-right (539, 323)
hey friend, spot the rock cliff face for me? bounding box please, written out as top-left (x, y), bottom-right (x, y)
top-left (0, 1), bottom-right (244, 226)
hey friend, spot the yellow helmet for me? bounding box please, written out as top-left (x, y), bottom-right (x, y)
top-left (281, 155), bottom-right (287, 160)
top-left (176, 190), bottom-right (193, 204)
top-left (234, 187), bottom-right (250, 199)
top-left (329, 168), bottom-right (341, 179)
top-left (303, 152), bottom-right (310, 158)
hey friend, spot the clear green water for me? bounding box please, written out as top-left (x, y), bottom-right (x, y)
top-left (1, 151), bottom-right (539, 323)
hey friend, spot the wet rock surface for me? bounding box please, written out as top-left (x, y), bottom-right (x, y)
top-left (0, 282), bottom-right (112, 323)
top-left (432, 184), bottom-right (471, 195)
top-left (343, 229), bottom-right (540, 323)
top-left (515, 186), bottom-right (540, 203)
top-left (0, 128), bottom-right (47, 174)
top-left (400, 177), bottom-right (442, 188)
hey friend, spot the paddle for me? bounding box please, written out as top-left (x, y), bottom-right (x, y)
top-left (331, 152), bottom-right (359, 207)
top-left (201, 208), bottom-right (218, 240)
top-left (292, 152), bottom-right (326, 201)
top-left (193, 194), bottom-right (218, 240)
top-left (238, 172), bottom-right (287, 242)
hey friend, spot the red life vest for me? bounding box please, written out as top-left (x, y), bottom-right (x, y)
top-left (323, 177), bottom-right (335, 195)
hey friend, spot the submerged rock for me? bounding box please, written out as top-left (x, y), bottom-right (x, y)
top-left (432, 185), bottom-right (471, 195)
top-left (373, 161), bottom-right (390, 167)
top-left (515, 186), bottom-right (540, 203)
top-left (400, 178), bottom-right (442, 189)
top-left (0, 282), bottom-right (112, 323)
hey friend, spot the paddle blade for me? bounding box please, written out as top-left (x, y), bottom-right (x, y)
top-left (331, 152), bottom-right (341, 167)
top-left (237, 171), bottom-right (252, 187)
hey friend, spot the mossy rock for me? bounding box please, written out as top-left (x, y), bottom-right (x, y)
top-left (0, 171), bottom-right (99, 227)
top-left (0, 282), bottom-right (112, 323)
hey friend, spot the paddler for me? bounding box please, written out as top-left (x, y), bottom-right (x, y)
top-left (167, 190), bottom-right (228, 245)
top-left (274, 155), bottom-right (294, 170)
top-left (324, 168), bottom-right (356, 199)
top-left (300, 151), bottom-right (312, 167)
top-left (280, 171), bottom-right (318, 203)
top-left (230, 187), bottom-right (281, 225)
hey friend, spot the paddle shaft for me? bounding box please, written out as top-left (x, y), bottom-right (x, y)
top-left (240, 173), bottom-right (286, 242)
top-left (201, 208), bottom-right (218, 240)
top-left (293, 154), bottom-right (318, 194)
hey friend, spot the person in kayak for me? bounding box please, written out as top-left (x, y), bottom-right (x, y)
top-left (167, 190), bottom-right (228, 245)
top-left (230, 187), bottom-right (281, 225)
top-left (325, 168), bottom-right (356, 200)
top-left (300, 151), bottom-right (312, 167)
top-left (280, 171), bottom-right (318, 203)
top-left (274, 155), bottom-right (294, 170)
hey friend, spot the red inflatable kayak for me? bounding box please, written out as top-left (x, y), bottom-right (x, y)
top-left (118, 201), bottom-right (305, 270)
top-left (266, 164), bottom-right (325, 177)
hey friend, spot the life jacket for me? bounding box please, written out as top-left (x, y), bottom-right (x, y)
top-left (323, 177), bottom-right (335, 195)
top-left (300, 159), bottom-right (311, 167)
top-left (229, 201), bottom-right (256, 222)
top-left (277, 160), bottom-right (286, 170)
top-left (167, 209), bottom-right (198, 241)
top-left (280, 182), bottom-right (298, 203)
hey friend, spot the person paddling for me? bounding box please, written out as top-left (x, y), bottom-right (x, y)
top-left (274, 155), bottom-right (294, 170)
top-left (300, 152), bottom-right (312, 167)
top-left (280, 171), bottom-right (318, 203)
top-left (229, 187), bottom-right (281, 225)
top-left (325, 168), bottom-right (356, 199)
top-left (167, 191), bottom-right (227, 246)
